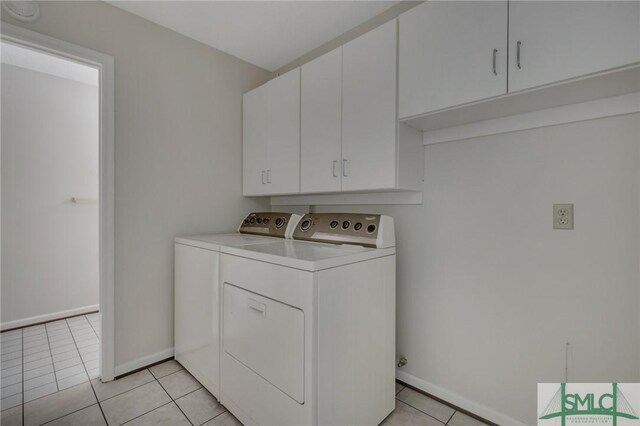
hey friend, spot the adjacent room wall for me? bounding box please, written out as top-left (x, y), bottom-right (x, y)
top-left (1, 1), bottom-right (271, 372)
top-left (1, 64), bottom-right (99, 328)
top-left (279, 113), bottom-right (640, 424)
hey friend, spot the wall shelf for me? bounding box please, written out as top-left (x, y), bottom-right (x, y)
top-left (270, 190), bottom-right (423, 206)
top-left (400, 65), bottom-right (640, 140)
top-left (423, 91), bottom-right (640, 145)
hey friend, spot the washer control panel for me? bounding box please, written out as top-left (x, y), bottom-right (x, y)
top-left (292, 213), bottom-right (394, 248)
top-left (238, 212), bottom-right (301, 239)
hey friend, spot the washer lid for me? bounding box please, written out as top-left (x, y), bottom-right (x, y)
top-left (220, 239), bottom-right (395, 271)
top-left (175, 233), bottom-right (279, 251)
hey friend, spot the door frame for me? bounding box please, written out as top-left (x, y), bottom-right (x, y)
top-left (1, 23), bottom-right (116, 381)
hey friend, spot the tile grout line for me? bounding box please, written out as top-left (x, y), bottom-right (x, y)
top-left (39, 372), bottom-right (215, 426)
top-left (37, 373), bottom-right (148, 425)
top-left (85, 315), bottom-right (101, 340)
top-left (198, 409), bottom-right (228, 426)
top-left (94, 376), bottom-right (156, 404)
top-left (1, 369), bottom-right (24, 378)
top-left (119, 400), bottom-right (175, 425)
top-left (395, 383), bottom-right (487, 425)
top-left (395, 399), bottom-right (449, 425)
top-left (43, 325), bottom-right (60, 392)
top-left (1, 319), bottom-right (91, 422)
top-left (1, 347), bottom-right (23, 356)
top-left (65, 317), bottom-right (108, 425)
top-left (23, 350), bottom-right (54, 368)
top-left (88, 381), bottom-right (108, 425)
top-left (153, 365), bottom-right (227, 426)
top-left (154, 375), bottom-right (195, 426)
top-left (20, 379), bottom-right (59, 394)
top-left (170, 383), bottom-right (201, 402)
top-left (68, 319), bottom-right (94, 372)
top-left (397, 382), bottom-right (493, 426)
top-left (39, 403), bottom-right (102, 426)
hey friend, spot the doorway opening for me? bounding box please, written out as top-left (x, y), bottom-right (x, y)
top-left (0, 38), bottom-right (101, 406)
top-left (0, 23), bottom-right (115, 405)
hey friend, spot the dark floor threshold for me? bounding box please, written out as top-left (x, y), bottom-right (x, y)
top-left (114, 357), bottom-right (175, 380)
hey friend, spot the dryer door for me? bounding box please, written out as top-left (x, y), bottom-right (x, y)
top-left (223, 283), bottom-right (305, 403)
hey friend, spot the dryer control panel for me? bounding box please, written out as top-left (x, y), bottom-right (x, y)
top-left (292, 213), bottom-right (395, 248)
top-left (238, 212), bottom-right (301, 239)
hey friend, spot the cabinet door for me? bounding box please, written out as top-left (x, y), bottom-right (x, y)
top-left (175, 244), bottom-right (220, 396)
top-left (242, 85), bottom-right (268, 196)
top-left (509, 1), bottom-right (640, 92)
top-left (399, 1), bottom-right (507, 118)
top-left (266, 68), bottom-right (301, 195)
top-left (301, 48), bottom-right (343, 193)
top-left (342, 20), bottom-right (397, 192)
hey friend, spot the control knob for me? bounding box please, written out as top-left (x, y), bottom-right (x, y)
top-left (300, 219), bottom-right (312, 231)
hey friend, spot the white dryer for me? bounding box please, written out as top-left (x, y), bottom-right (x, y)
top-left (219, 213), bottom-right (396, 426)
top-left (174, 212), bottom-right (301, 399)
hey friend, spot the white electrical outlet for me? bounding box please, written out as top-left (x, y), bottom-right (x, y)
top-left (553, 204), bottom-right (574, 230)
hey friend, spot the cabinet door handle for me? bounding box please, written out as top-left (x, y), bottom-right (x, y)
top-left (516, 41), bottom-right (522, 69)
top-left (342, 159), bottom-right (350, 177)
top-left (261, 170), bottom-right (266, 184)
top-left (332, 160), bottom-right (339, 178)
top-left (266, 169), bottom-right (272, 184)
top-left (492, 49), bottom-right (498, 75)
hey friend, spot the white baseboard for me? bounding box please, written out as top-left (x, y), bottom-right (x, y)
top-left (1, 304), bottom-right (99, 331)
top-left (396, 370), bottom-right (526, 426)
top-left (114, 347), bottom-right (174, 377)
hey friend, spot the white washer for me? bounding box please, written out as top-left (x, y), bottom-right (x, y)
top-left (219, 213), bottom-right (396, 426)
top-left (174, 212), bottom-right (301, 400)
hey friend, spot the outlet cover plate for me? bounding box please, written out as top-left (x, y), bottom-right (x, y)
top-left (553, 204), bottom-right (574, 230)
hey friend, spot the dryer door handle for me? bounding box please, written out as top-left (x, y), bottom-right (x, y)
top-left (248, 298), bottom-right (266, 316)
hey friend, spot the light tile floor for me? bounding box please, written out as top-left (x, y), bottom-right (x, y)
top-left (1, 314), bottom-right (101, 414)
top-left (1, 318), bottom-right (490, 426)
top-left (388, 384), bottom-right (489, 426)
top-left (0, 359), bottom-right (236, 426)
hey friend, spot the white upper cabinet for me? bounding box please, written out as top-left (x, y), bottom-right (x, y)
top-left (301, 48), bottom-right (342, 194)
top-left (244, 19), bottom-right (424, 197)
top-left (399, 1), bottom-right (508, 118)
top-left (342, 20), bottom-right (398, 192)
top-left (509, 1), bottom-right (640, 93)
top-left (243, 68), bottom-right (300, 196)
top-left (243, 84), bottom-right (268, 196)
top-left (267, 68), bottom-right (301, 195)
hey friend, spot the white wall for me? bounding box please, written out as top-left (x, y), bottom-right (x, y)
top-left (1, 63), bottom-right (99, 327)
top-left (1, 1), bottom-right (271, 371)
top-left (273, 1), bottom-right (421, 76)
top-left (279, 113), bottom-right (640, 424)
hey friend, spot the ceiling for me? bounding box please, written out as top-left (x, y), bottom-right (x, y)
top-left (107, 1), bottom-right (398, 71)
top-left (1, 41), bottom-right (98, 86)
